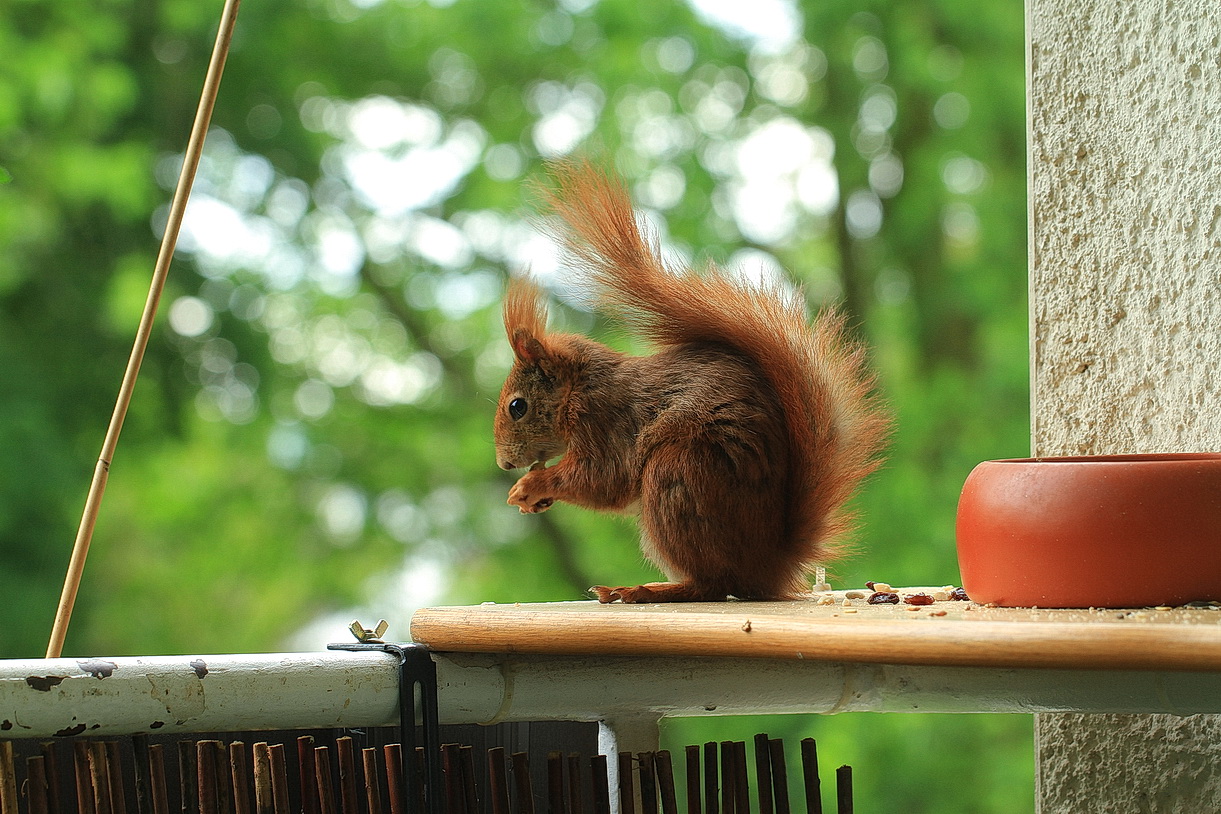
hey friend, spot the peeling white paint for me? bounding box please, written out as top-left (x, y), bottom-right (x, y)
top-left (4, 651), bottom-right (1221, 739)
top-left (0, 652), bottom-right (400, 737)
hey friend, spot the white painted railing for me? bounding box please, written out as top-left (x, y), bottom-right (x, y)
top-left (3, 650), bottom-right (1221, 740)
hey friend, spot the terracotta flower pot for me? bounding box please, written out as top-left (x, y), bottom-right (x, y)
top-left (955, 453), bottom-right (1221, 608)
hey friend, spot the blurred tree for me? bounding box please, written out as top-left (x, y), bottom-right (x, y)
top-left (0, 0), bottom-right (1028, 808)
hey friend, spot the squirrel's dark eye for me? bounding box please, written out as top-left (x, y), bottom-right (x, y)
top-left (508, 398), bottom-right (528, 421)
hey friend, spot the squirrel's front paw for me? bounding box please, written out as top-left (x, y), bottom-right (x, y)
top-left (590, 585), bottom-right (622, 603)
top-left (507, 474), bottom-right (555, 514)
top-left (590, 585), bottom-right (653, 603)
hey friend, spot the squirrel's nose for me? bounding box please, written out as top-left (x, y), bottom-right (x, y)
top-left (497, 458), bottom-right (515, 471)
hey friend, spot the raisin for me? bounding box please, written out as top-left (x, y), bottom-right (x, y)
top-left (867, 591), bottom-right (900, 604)
top-left (865, 581), bottom-right (876, 590)
top-left (903, 593), bottom-right (935, 605)
top-left (949, 587), bottom-right (970, 601)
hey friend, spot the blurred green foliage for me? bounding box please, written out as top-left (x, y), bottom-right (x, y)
top-left (0, 0), bottom-right (1028, 808)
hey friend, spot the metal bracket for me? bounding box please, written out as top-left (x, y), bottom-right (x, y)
top-left (328, 640), bottom-right (443, 814)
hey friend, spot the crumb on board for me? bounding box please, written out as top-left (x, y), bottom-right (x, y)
top-left (799, 583), bottom-right (1220, 619)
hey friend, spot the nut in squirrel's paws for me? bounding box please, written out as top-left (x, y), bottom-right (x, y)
top-left (507, 470), bottom-right (554, 514)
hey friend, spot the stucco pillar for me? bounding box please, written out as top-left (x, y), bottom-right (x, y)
top-left (1027, 0), bottom-right (1221, 810)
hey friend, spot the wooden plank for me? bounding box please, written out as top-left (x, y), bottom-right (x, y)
top-left (409, 601), bottom-right (1221, 672)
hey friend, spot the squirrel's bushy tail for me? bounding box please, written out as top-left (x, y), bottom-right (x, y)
top-left (538, 158), bottom-right (890, 581)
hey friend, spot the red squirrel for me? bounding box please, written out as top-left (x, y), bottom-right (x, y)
top-left (495, 158), bottom-right (890, 603)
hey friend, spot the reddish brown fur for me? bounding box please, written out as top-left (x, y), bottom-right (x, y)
top-left (495, 158), bottom-right (890, 603)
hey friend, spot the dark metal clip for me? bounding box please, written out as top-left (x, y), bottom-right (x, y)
top-left (328, 639), bottom-right (442, 814)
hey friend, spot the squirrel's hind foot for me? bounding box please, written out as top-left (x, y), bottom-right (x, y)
top-left (590, 582), bottom-right (727, 604)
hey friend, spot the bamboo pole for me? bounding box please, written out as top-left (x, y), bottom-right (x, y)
top-left (488, 748), bottom-right (510, 814)
top-left (25, 755), bottom-right (49, 814)
top-left (150, 745), bottom-right (171, 814)
top-left (512, 752), bottom-right (535, 814)
top-left (616, 753), bottom-right (634, 814)
top-left (752, 735), bottom-right (772, 814)
top-left (231, 742), bottom-right (252, 814)
top-left (104, 742), bottom-right (128, 814)
top-left (443, 744), bottom-right (463, 814)
top-left (215, 741), bottom-right (235, 814)
top-left (655, 751), bottom-right (677, 814)
top-left (718, 744), bottom-right (733, 814)
top-left (567, 754), bottom-right (583, 814)
top-left (730, 744), bottom-right (749, 814)
top-left (45, 0), bottom-right (243, 658)
top-left (133, 735), bottom-right (153, 814)
top-left (314, 746), bottom-right (337, 814)
top-left (88, 742), bottom-right (112, 814)
top-left (267, 744), bottom-right (291, 814)
top-left (684, 746), bottom-right (701, 814)
top-left (198, 740), bottom-right (219, 814)
top-left (39, 743), bottom-right (63, 814)
top-left (0, 741), bottom-right (17, 814)
top-left (833, 768), bottom-right (851, 814)
top-left (637, 753), bottom-right (656, 814)
top-left (460, 745), bottom-right (479, 814)
top-left (589, 756), bottom-right (609, 814)
top-left (74, 741), bottom-right (96, 814)
top-left (361, 748), bottom-right (383, 814)
top-left (336, 737), bottom-right (358, 814)
top-left (547, 752), bottom-right (565, 814)
top-left (252, 744), bottom-right (273, 814)
top-left (178, 741), bottom-right (196, 814)
top-left (298, 737), bottom-right (319, 814)
top-left (766, 741), bottom-right (788, 814)
top-left (383, 744), bottom-right (404, 814)
top-left (799, 741), bottom-right (820, 814)
top-left (702, 743), bottom-right (718, 814)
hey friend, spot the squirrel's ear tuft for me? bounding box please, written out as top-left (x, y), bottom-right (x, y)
top-left (510, 328), bottom-right (548, 364)
top-left (504, 277), bottom-right (549, 353)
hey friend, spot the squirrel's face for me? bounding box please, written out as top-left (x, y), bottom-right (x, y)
top-left (494, 361), bottom-right (568, 470)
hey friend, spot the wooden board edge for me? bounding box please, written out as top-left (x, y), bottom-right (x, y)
top-left (409, 606), bottom-right (1221, 673)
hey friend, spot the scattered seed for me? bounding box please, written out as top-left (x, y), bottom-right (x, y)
top-left (949, 587), bottom-right (970, 601)
top-left (845, 590), bottom-right (867, 599)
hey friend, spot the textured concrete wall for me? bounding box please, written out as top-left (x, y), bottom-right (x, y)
top-left (1028, 0), bottom-right (1221, 810)
top-left (1029, 0), bottom-right (1221, 456)
top-left (1036, 715), bottom-right (1221, 812)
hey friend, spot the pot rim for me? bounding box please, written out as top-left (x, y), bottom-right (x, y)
top-left (984, 452), bottom-right (1221, 465)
